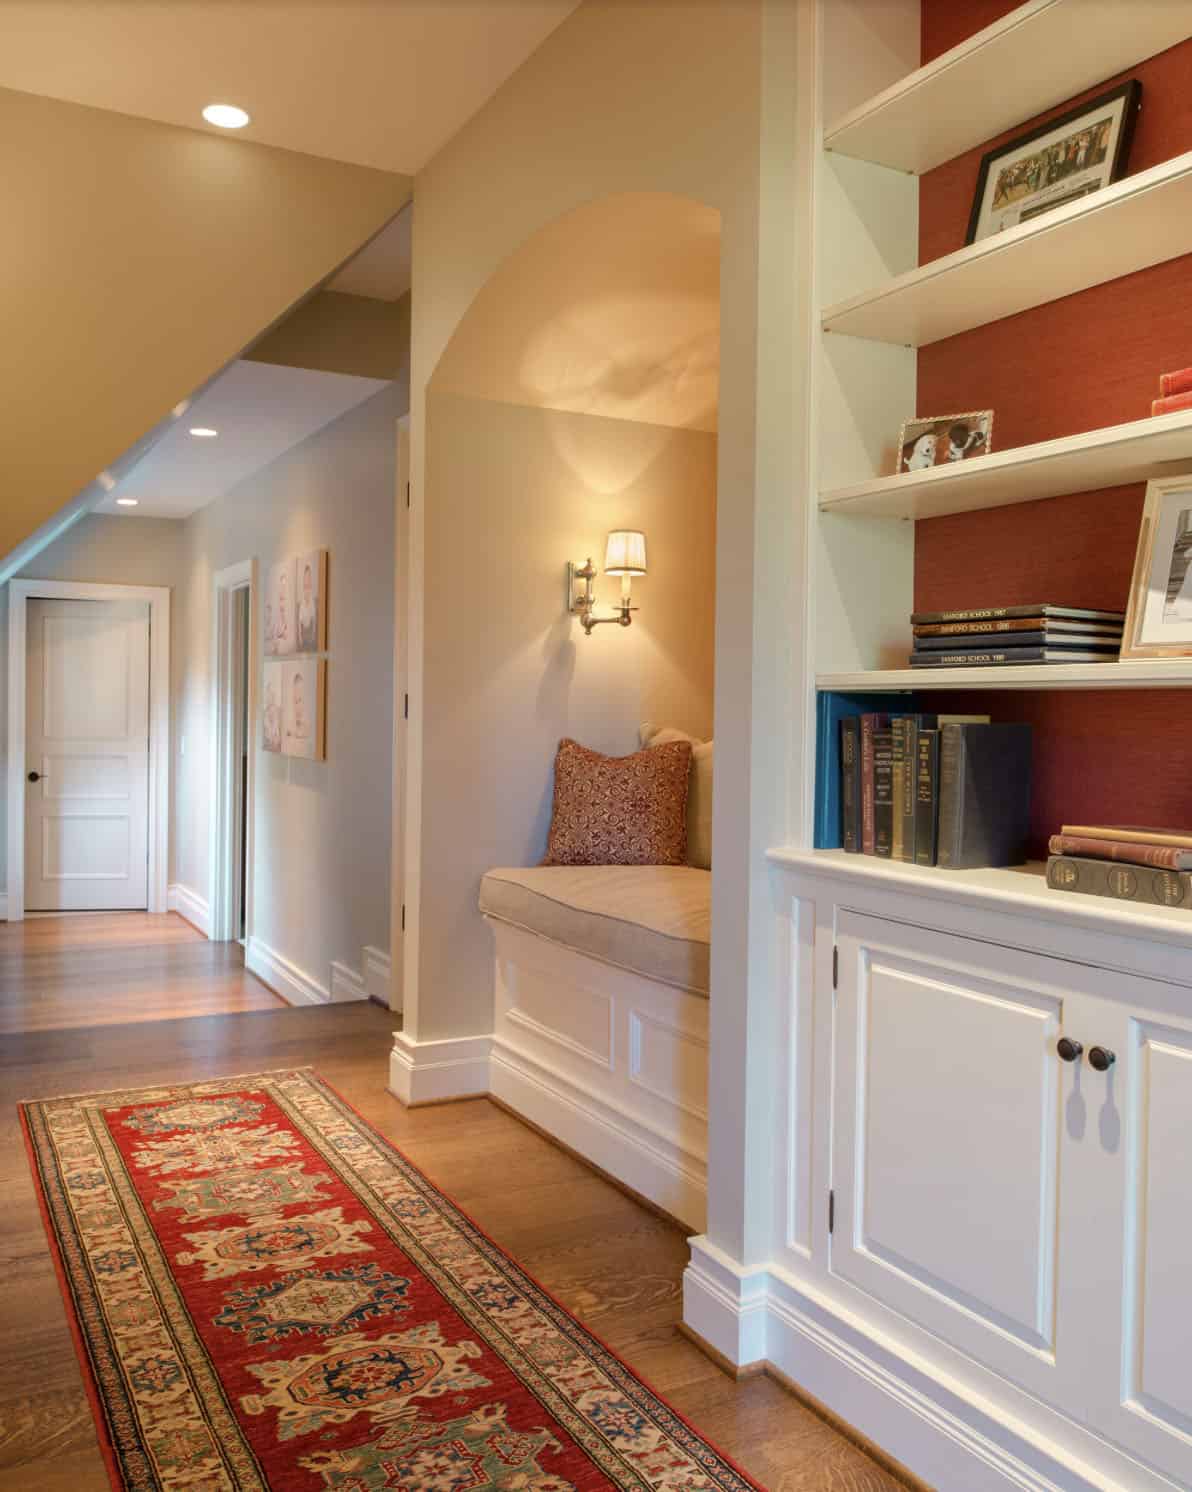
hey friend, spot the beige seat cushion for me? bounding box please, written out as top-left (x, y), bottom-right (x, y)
top-left (640, 723), bottom-right (712, 870)
top-left (480, 865), bottom-right (710, 996)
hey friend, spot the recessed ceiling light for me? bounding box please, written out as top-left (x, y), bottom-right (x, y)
top-left (189, 426), bottom-right (219, 438)
top-left (116, 497), bottom-right (139, 507)
top-left (202, 103), bottom-right (250, 130)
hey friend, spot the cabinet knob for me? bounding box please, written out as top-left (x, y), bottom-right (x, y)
top-left (1088, 1046), bottom-right (1116, 1073)
top-left (1057, 1037), bottom-right (1083, 1063)
top-left (27, 770), bottom-right (41, 783)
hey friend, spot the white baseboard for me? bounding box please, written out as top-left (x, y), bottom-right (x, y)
top-left (168, 882), bottom-right (211, 937)
top-left (329, 960), bottom-right (369, 1003)
top-left (364, 944), bottom-right (392, 1005)
top-left (388, 1030), bottom-right (492, 1106)
top-left (245, 935), bottom-right (329, 1006)
top-left (0, 892), bottom-right (8, 922)
top-left (684, 1240), bottom-right (1136, 1492)
top-left (490, 1037), bottom-right (706, 1230)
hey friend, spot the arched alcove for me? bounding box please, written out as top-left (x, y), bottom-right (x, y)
top-left (416, 191), bottom-right (721, 1032)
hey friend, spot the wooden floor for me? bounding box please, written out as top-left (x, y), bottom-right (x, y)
top-left (0, 912), bottom-right (907, 1492)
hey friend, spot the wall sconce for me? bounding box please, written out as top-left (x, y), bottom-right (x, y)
top-left (567, 530), bottom-right (648, 635)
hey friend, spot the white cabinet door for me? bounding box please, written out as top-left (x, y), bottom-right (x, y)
top-left (831, 911), bottom-right (1084, 1412)
top-left (24, 598), bottom-right (150, 911)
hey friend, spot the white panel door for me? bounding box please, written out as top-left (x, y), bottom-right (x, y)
top-left (24, 598), bottom-right (150, 911)
top-left (832, 911), bottom-right (1082, 1411)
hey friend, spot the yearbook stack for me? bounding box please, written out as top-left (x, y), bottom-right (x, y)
top-left (1047, 824), bottom-right (1192, 909)
top-left (841, 714), bottom-right (1032, 869)
top-left (909, 604), bottom-right (1124, 668)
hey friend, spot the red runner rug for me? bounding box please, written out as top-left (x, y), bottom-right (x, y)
top-left (22, 1068), bottom-right (762, 1492)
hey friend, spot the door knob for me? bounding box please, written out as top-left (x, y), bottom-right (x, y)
top-left (27, 770), bottom-right (41, 783)
top-left (1057, 1037), bottom-right (1083, 1063)
top-left (1088, 1046), bottom-right (1116, 1072)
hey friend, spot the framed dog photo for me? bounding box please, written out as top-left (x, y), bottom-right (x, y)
top-left (1121, 476), bottom-right (1192, 658)
top-left (897, 411), bottom-right (993, 473)
top-left (966, 80), bottom-right (1141, 245)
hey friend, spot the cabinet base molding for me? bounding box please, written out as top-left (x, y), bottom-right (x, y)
top-left (684, 1239), bottom-right (1143, 1492)
top-left (387, 1031), bottom-right (493, 1106)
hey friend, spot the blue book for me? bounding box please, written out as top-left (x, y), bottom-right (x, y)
top-left (814, 692), bottom-right (921, 850)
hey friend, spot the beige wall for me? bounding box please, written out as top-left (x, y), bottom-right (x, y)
top-left (419, 393), bottom-right (716, 1011)
top-left (0, 515), bottom-right (185, 896)
top-left (173, 385), bottom-right (402, 993)
top-left (0, 86), bottom-right (409, 565)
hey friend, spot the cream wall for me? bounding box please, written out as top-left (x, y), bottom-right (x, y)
top-left (406, 0), bottom-right (805, 1268)
top-left (0, 514), bottom-right (184, 900)
top-left (173, 385), bottom-right (402, 993)
top-left (419, 393), bottom-right (716, 1014)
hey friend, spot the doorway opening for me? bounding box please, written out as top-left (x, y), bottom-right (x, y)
top-left (209, 561), bottom-right (256, 943)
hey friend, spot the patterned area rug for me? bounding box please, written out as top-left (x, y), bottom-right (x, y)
top-left (21, 1068), bottom-right (761, 1492)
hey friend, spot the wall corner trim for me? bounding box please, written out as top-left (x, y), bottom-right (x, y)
top-left (330, 960), bottom-right (369, 1003)
top-left (167, 883), bottom-right (212, 938)
top-left (246, 935), bottom-right (329, 1006)
top-left (388, 1030), bottom-right (493, 1106)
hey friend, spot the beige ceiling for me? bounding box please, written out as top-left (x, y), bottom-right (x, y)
top-left (0, 0), bottom-right (580, 174)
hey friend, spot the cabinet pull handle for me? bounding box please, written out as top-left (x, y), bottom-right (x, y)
top-left (1057, 1037), bottom-right (1083, 1063)
top-left (1088, 1046), bottom-right (1116, 1073)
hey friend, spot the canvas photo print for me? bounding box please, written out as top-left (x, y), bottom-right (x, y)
top-left (294, 548), bottom-right (327, 653)
top-left (283, 657), bottom-right (325, 760)
top-left (897, 411), bottom-right (993, 473)
top-left (264, 557), bottom-right (296, 656)
top-left (262, 661), bottom-right (284, 753)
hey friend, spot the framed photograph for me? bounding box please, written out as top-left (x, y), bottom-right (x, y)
top-left (283, 657), bottom-right (326, 760)
top-left (262, 661), bottom-right (285, 754)
top-left (1121, 477), bottom-right (1192, 658)
top-left (264, 557), bottom-right (296, 657)
top-left (966, 80), bottom-right (1140, 245)
top-left (897, 411), bottom-right (993, 473)
top-left (294, 548), bottom-right (327, 653)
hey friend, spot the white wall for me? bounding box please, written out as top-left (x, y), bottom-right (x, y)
top-left (0, 514), bottom-right (184, 899)
top-left (173, 384), bottom-right (402, 991)
top-left (419, 393), bottom-right (717, 1024)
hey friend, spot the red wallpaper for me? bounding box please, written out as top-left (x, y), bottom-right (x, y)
top-left (909, 5), bottom-right (1192, 849)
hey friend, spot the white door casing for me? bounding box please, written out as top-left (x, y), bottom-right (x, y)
top-left (208, 560), bottom-right (257, 943)
top-left (24, 598), bottom-right (150, 911)
top-left (6, 579), bottom-right (170, 921)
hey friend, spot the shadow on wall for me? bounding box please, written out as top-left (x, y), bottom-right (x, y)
top-left (418, 190), bottom-right (721, 1029)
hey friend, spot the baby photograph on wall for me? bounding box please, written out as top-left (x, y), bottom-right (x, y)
top-left (294, 548), bottom-right (327, 653)
top-left (283, 657), bottom-right (326, 760)
top-left (262, 661), bottom-right (285, 753)
top-left (264, 557), bottom-right (296, 656)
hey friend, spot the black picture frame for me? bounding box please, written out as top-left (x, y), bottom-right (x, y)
top-left (965, 79), bottom-right (1142, 246)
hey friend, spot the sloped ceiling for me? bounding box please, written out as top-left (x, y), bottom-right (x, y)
top-left (431, 193), bottom-right (721, 432)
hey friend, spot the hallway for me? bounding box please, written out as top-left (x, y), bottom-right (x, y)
top-left (0, 913), bottom-right (907, 1492)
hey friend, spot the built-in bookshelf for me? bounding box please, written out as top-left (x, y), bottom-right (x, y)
top-left (802, 0), bottom-right (1192, 899)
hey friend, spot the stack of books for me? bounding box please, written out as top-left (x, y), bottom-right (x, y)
top-left (909, 604), bottom-right (1124, 668)
top-left (1047, 825), bottom-right (1192, 909)
top-left (1151, 365), bottom-right (1192, 418)
top-left (841, 714), bottom-right (1031, 869)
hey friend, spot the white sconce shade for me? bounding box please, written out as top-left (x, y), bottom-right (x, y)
top-left (604, 530), bottom-right (647, 575)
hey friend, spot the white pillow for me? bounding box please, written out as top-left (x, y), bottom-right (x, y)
top-left (639, 722), bottom-right (712, 870)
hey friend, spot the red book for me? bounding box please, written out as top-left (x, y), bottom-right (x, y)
top-left (1159, 366), bottom-right (1192, 398)
top-left (1050, 833), bottom-right (1192, 871)
top-left (1151, 390), bottom-right (1192, 417)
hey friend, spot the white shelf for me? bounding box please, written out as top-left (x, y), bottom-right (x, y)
top-left (821, 152), bottom-right (1192, 347)
top-left (767, 848), bottom-right (1192, 951)
top-left (817, 661), bottom-right (1192, 692)
top-left (820, 410), bottom-right (1192, 520)
top-left (824, 0), bottom-right (1192, 176)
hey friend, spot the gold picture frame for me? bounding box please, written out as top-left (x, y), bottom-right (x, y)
top-left (896, 410), bottom-right (993, 474)
top-left (1121, 476), bottom-right (1192, 658)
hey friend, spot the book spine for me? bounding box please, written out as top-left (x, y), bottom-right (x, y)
top-left (890, 721), bottom-right (906, 862)
top-left (1159, 366), bottom-right (1192, 399)
top-left (873, 731), bottom-right (894, 859)
top-left (1048, 833), bottom-right (1188, 871)
top-left (911, 650), bottom-right (1042, 666)
top-left (914, 730), bottom-right (939, 866)
top-left (1047, 856), bottom-right (1192, 908)
top-left (936, 724), bottom-right (962, 868)
top-left (1061, 825), bottom-right (1192, 849)
top-left (1151, 390), bottom-right (1192, 416)
top-left (841, 717), bottom-right (861, 853)
top-left (860, 714), bottom-right (883, 855)
top-left (900, 720), bottom-right (918, 863)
